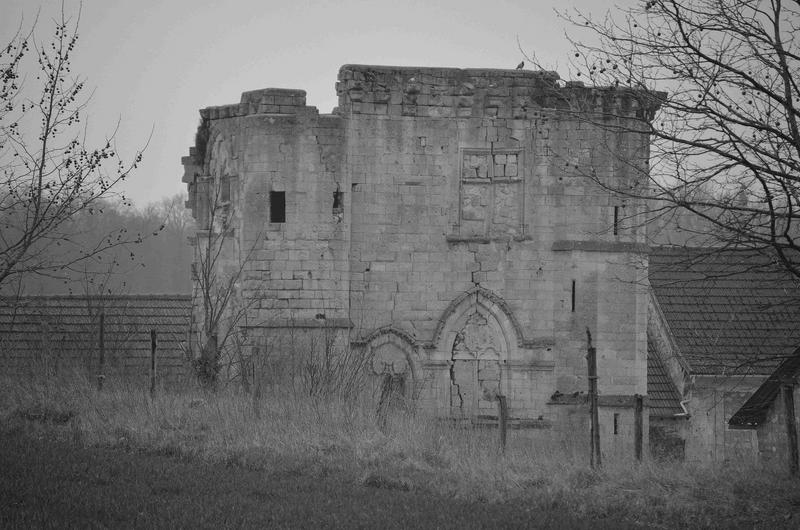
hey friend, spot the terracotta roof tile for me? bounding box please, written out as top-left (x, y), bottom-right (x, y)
top-left (649, 248), bottom-right (800, 376)
top-left (647, 335), bottom-right (684, 417)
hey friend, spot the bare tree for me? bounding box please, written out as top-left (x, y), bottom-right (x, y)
top-left (544, 0), bottom-right (800, 276)
top-left (190, 171), bottom-right (261, 389)
top-left (0, 8), bottom-right (144, 293)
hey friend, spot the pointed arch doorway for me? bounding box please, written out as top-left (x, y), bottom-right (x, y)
top-left (432, 288), bottom-right (523, 420)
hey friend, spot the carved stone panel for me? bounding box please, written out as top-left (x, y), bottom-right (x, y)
top-left (491, 182), bottom-right (522, 237)
top-left (462, 153), bottom-right (491, 180)
top-left (458, 149), bottom-right (524, 239)
top-left (460, 184), bottom-right (490, 221)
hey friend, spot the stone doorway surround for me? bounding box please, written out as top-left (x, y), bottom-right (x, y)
top-left (430, 287), bottom-right (523, 419)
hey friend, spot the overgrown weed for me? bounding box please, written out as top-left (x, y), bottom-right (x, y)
top-left (2, 370), bottom-right (799, 527)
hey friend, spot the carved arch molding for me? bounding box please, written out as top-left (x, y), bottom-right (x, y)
top-left (358, 287), bottom-right (548, 417)
top-left (429, 286), bottom-right (529, 349)
top-left (360, 327), bottom-right (418, 381)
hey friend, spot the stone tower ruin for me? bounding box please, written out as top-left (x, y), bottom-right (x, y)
top-left (182, 64), bottom-right (658, 451)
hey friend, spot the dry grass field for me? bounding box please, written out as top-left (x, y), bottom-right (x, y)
top-left (1, 369), bottom-right (799, 528)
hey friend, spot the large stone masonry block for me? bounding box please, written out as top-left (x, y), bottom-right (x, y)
top-left (240, 88), bottom-right (308, 114)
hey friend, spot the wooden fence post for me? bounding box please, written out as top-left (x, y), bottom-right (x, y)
top-left (587, 329), bottom-right (601, 468)
top-left (634, 394), bottom-right (644, 461)
top-left (782, 383), bottom-right (798, 475)
top-left (97, 312), bottom-right (105, 391)
top-left (150, 329), bottom-right (157, 398)
top-left (497, 394), bottom-right (508, 453)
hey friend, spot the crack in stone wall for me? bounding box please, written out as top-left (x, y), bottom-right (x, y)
top-left (450, 312), bottom-right (503, 416)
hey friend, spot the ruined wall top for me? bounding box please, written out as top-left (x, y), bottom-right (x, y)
top-left (193, 64), bottom-right (659, 122)
top-left (336, 64), bottom-right (657, 119)
top-left (198, 88), bottom-right (311, 121)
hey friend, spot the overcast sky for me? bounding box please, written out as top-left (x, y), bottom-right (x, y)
top-left (1, 0), bottom-right (625, 208)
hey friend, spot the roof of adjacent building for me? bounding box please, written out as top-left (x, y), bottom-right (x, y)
top-left (649, 247), bottom-right (800, 376)
top-left (729, 346), bottom-right (800, 428)
top-left (0, 295), bottom-right (191, 378)
top-left (647, 335), bottom-right (685, 417)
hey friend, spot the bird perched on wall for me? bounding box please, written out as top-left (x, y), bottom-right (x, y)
top-left (516, 61), bottom-right (524, 70)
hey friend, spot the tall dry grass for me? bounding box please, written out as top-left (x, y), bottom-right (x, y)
top-left (1, 368), bottom-right (798, 527)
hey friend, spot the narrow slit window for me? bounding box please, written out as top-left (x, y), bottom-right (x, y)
top-left (613, 413), bottom-right (620, 435)
top-left (613, 206), bottom-right (619, 235)
top-left (270, 191), bottom-right (286, 223)
top-left (220, 177), bottom-right (231, 203)
top-left (571, 280), bottom-right (576, 312)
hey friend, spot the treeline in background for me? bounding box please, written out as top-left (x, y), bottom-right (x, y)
top-left (5, 193), bottom-right (193, 296)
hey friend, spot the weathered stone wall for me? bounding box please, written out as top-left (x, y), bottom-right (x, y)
top-left (681, 377), bottom-right (762, 463)
top-left (548, 400), bottom-right (647, 463)
top-left (755, 384), bottom-right (800, 465)
top-left (183, 65), bottom-right (656, 448)
top-left (650, 417), bottom-right (688, 460)
top-left (183, 88), bottom-right (349, 320)
top-left (333, 66), bottom-right (651, 419)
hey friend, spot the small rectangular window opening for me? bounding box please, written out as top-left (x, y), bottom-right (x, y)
top-left (571, 280), bottom-right (576, 313)
top-left (332, 190), bottom-right (344, 223)
top-left (332, 191), bottom-right (344, 213)
top-left (270, 191), bottom-right (286, 223)
top-left (613, 413), bottom-right (620, 435)
top-left (613, 206), bottom-right (619, 235)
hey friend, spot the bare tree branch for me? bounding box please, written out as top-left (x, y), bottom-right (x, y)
top-left (526, 0), bottom-right (800, 278)
top-left (0, 8), bottom-right (145, 293)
